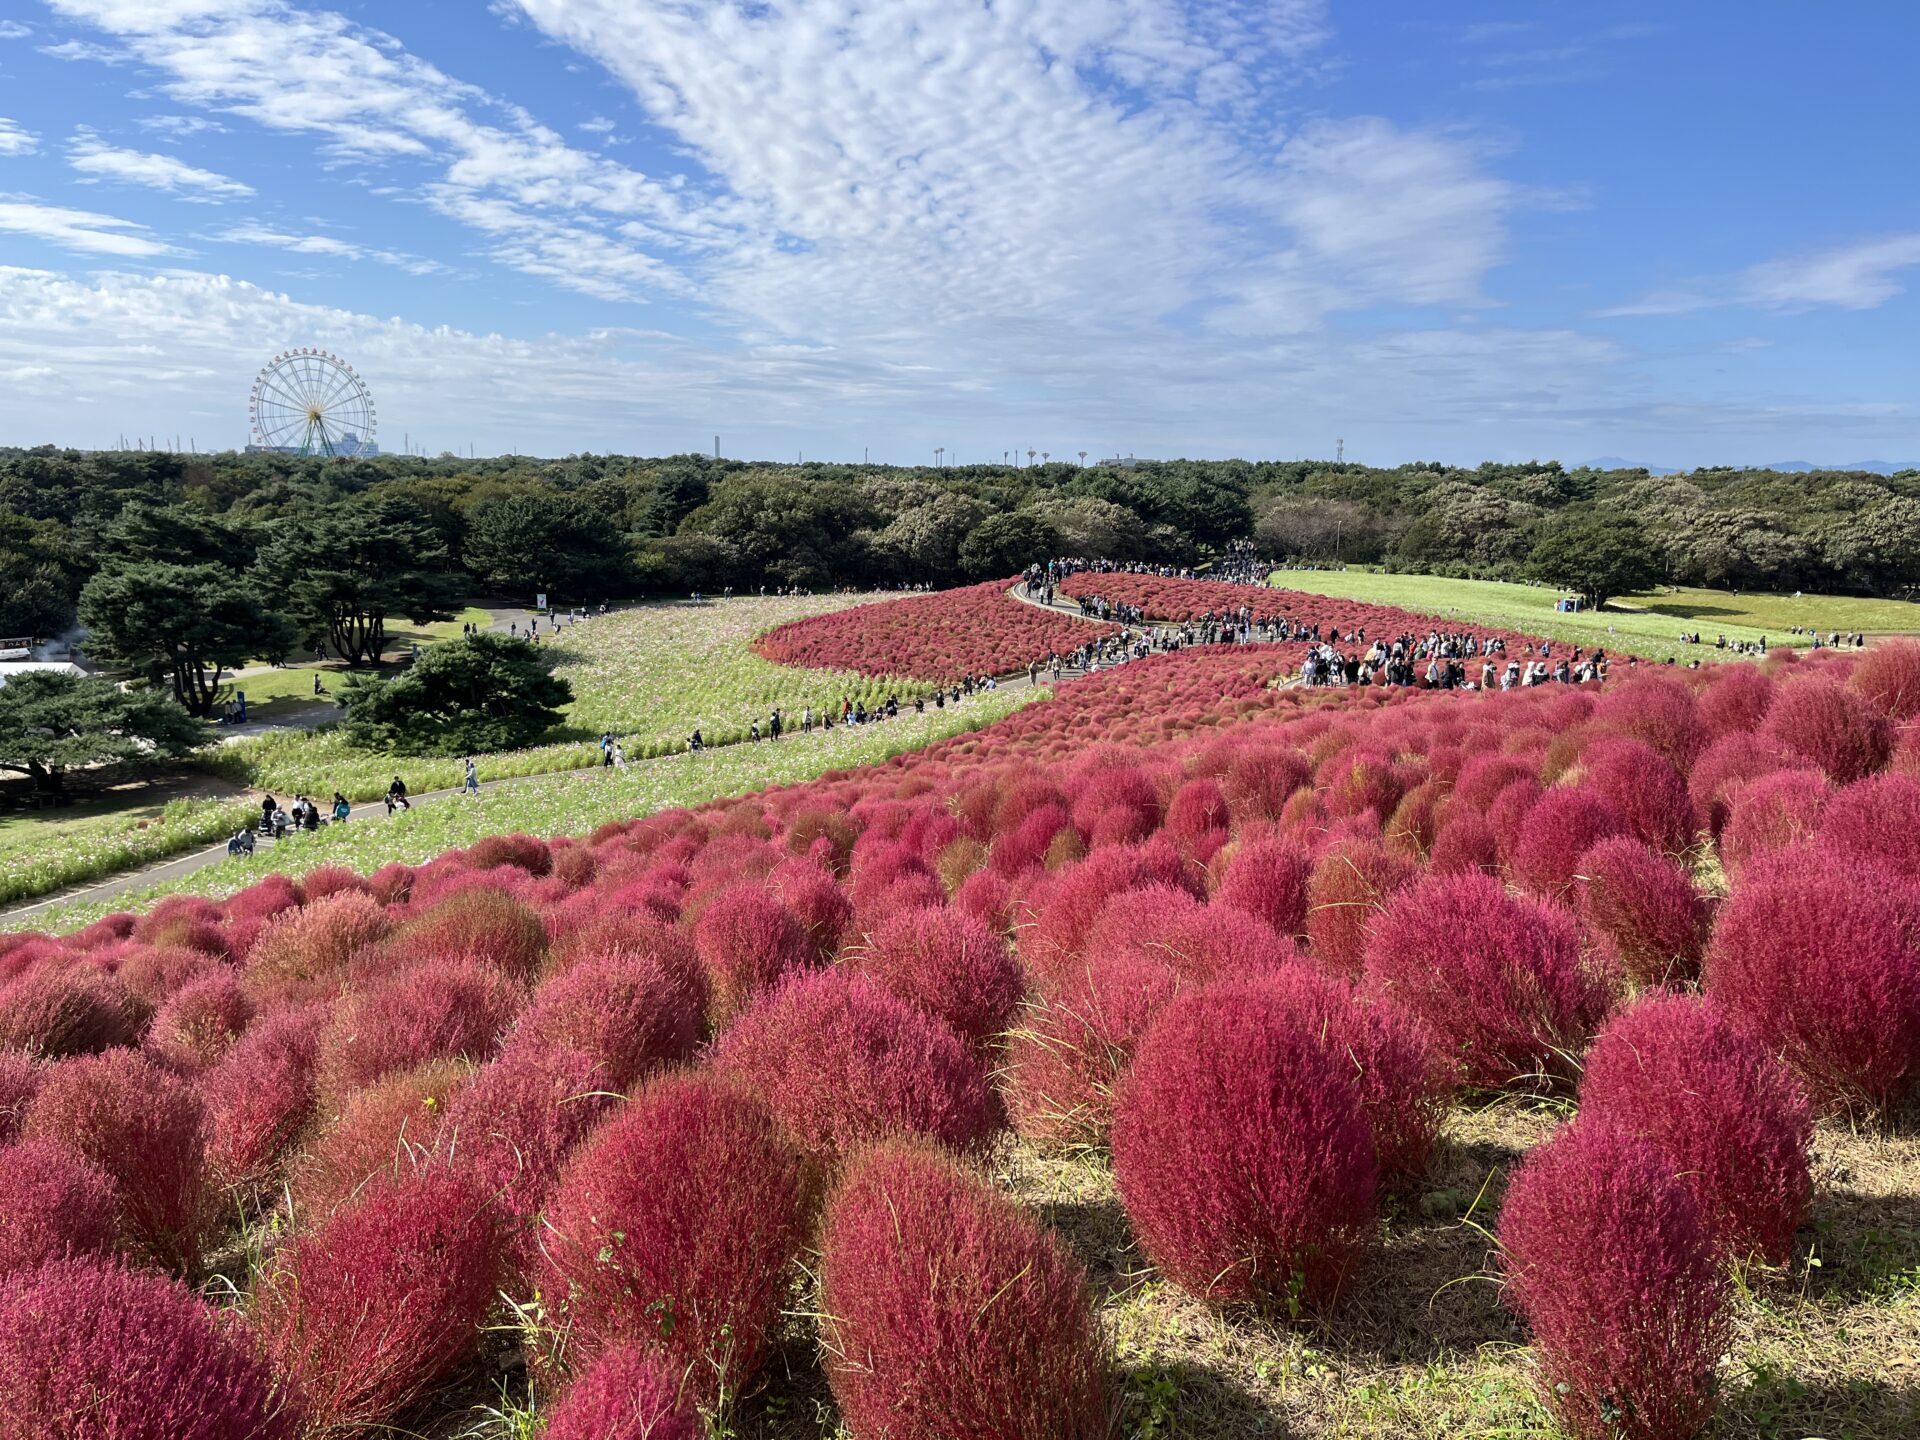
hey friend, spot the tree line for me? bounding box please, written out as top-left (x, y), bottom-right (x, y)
top-left (4, 448), bottom-right (1918, 663)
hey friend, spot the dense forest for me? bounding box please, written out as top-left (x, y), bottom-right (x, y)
top-left (3, 446), bottom-right (1918, 643)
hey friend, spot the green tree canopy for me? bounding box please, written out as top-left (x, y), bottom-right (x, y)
top-left (78, 562), bottom-right (297, 716)
top-left (1524, 508), bottom-right (1663, 611)
top-left (462, 492), bottom-right (636, 599)
top-left (341, 631), bottom-right (572, 756)
top-left (99, 500), bottom-right (258, 570)
top-left (0, 669), bottom-right (204, 793)
top-left (262, 499), bottom-right (463, 666)
top-left (958, 512), bottom-right (1062, 579)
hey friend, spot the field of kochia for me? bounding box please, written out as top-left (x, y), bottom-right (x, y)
top-left (0, 580), bottom-right (1914, 1440)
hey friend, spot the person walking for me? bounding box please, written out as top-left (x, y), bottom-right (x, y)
top-left (332, 791), bottom-right (351, 824)
top-left (464, 757), bottom-right (479, 796)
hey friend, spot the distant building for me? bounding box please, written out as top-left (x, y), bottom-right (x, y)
top-left (1096, 454), bottom-right (1142, 469)
top-left (245, 433), bottom-right (380, 458)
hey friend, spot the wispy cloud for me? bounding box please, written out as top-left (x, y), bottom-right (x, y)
top-left (0, 199), bottom-right (177, 256)
top-left (1600, 233), bottom-right (1920, 317)
top-left (217, 221), bottom-right (448, 276)
top-left (38, 37), bottom-right (123, 64)
top-left (0, 120), bottom-right (39, 157)
top-left (139, 113), bottom-right (227, 138)
top-left (69, 130), bottom-right (253, 200)
top-left (0, 20), bottom-right (34, 41)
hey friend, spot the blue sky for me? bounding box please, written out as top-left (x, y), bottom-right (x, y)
top-left (0, 0), bottom-right (1916, 467)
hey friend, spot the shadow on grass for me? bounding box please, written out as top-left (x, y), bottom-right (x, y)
top-left (1120, 1356), bottom-right (1300, 1439)
top-left (1720, 1370), bottom-right (1920, 1440)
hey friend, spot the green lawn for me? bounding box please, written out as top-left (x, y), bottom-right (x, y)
top-left (1261, 570), bottom-right (1916, 662)
top-left (0, 793), bottom-right (256, 907)
top-left (16, 686), bottom-right (1038, 934)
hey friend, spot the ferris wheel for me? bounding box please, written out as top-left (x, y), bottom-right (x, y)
top-left (248, 349), bottom-right (377, 456)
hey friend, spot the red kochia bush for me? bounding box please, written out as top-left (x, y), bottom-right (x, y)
top-left (0, 966), bottom-right (141, 1059)
top-left (1212, 834), bottom-right (1314, 939)
top-left (714, 970), bottom-right (996, 1171)
top-left (818, 1140), bottom-right (1110, 1440)
top-left (1499, 1123), bottom-right (1731, 1440)
top-left (1815, 773), bottom-right (1920, 878)
top-left (1760, 676), bottom-right (1893, 784)
top-left (537, 1073), bottom-right (808, 1406)
top-left (382, 888), bottom-right (549, 984)
top-left (505, 951), bottom-right (701, 1090)
top-left (0, 1259), bottom-right (288, 1440)
top-left (543, 1345), bottom-right (699, 1440)
top-left (1705, 850), bottom-right (1920, 1112)
top-left (851, 905), bottom-right (1025, 1054)
top-left (1304, 838), bottom-right (1415, 979)
top-left (1111, 982), bottom-right (1377, 1309)
top-left (200, 1006), bottom-right (329, 1201)
top-left (1575, 739), bottom-right (1695, 857)
top-left (1580, 994), bottom-right (1813, 1264)
top-left (254, 1167), bottom-right (501, 1435)
top-left (1005, 952), bottom-right (1179, 1149)
top-left (244, 890), bottom-right (390, 987)
top-left (0, 1052), bottom-right (40, 1143)
top-left (1364, 873), bottom-right (1612, 1092)
top-left (1510, 788), bottom-right (1628, 900)
top-left (22, 1049), bottom-right (207, 1272)
top-left (0, 1140), bottom-right (121, 1274)
top-left (144, 972), bottom-right (253, 1074)
top-left (692, 885), bottom-right (817, 1027)
top-left (1718, 767), bottom-right (1830, 878)
top-left (1849, 638), bottom-right (1920, 722)
top-left (317, 960), bottom-right (517, 1102)
top-left (290, 1059), bottom-right (470, 1221)
top-left (1574, 837), bottom-right (1710, 988)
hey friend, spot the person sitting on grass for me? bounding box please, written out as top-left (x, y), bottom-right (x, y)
top-left (688, 729), bottom-right (704, 752)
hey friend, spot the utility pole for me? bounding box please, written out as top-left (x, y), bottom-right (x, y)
top-left (714, 435), bottom-right (720, 460)
top-left (1337, 437), bottom-right (1344, 463)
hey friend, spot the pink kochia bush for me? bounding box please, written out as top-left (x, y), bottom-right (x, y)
top-left (505, 950), bottom-right (702, 1091)
top-left (0, 1258), bottom-right (289, 1440)
top-left (849, 905), bottom-right (1026, 1054)
top-left (0, 1139), bottom-right (121, 1275)
top-left (1759, 676), bottom-right (1893, 784)
top-left (316, 960), bottom-right (517, 1103)
top-left (1579, 994), bottom-right (1813, 1264)
top-left (1111, 981), bottom-right (1377, 1310)
top-left (1574, 837), bottom-right (1710, 988)
top-left (1705, 849), bottom-right (1920, 1112)
top-left (0, 966), bottom-right (141, 1059)
top-left (537, 1073), bottom-right (808, 1407)
top-left (692, 886), bottom-right (817, 1027)
top-left (1499, 1123), bottom-right (1731, 1440)
top-left (200, 1006), bottom-right (330, 1201)
top-left (713, 970), bottom-right (997, 1171)
top-left (542, 1346), bottom-right (699, 1440)
top-left (1005, 951), bottom-right (1179, 1149)
top-left (22, 1048), bottom-right (208, 1273)
top-left (1364, 873), bottom-right (1613, 1092)
top-left (818, 1140), bottom-right (1110, 1440)
top-left (144, 971), bottom-right (253, 1074)
top-left (253, 1167), bottom-right (502, 1436)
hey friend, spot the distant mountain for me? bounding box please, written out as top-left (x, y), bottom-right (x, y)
top-left (1580, 457), bottom-right (1918, 476)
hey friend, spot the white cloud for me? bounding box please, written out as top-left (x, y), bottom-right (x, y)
top-left (1603, 234), bottom-right (1920, 318)
top-left (578, 116), bottom-right (616, 135)
top-left (38, 38), bottom-right (123, 64)
top-left (69, 130), bottom-right (254, 199)
top-left (0, 21), bottom-right (33, 40)
top-left (216, 222), bottom-right (447, 276)
top-left (0, 200), bottom-right (177, 256)
top-left (0, 120), bottom-right (39, 157)
top-left (139, 113), bottom-right (227, 137)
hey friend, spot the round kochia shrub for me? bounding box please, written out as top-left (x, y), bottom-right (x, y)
top-left (1213, 834), bottom-right (1314, 938)
top-left (1704, 850), bottom-right (1920, 1112)
top-left (144, 972), bottom-right (253, 1074)
top-left (316, 960), bottom-right (517, 1103)
top-left (818, 1140), bottom-right (1110, 1440)
top-left (1580, 994), bottom-right (1813, 1264)
top-left (1509, 788), bottom-right (1627, 900)
top-left (1815, 772), bottom-right (1920, 877)
top-left (289, 1059), bottom-right (470, 1222)
top-left (0, 1139), bottom-right (121, 1275)
top-left (1718, 768), bottom-right (1830, 878)
top-left (1760, 676), bottom-right (1893, 784)
top-left (21, 1049), bottom-right (208, 1273)
top-left (537, 1072), bottom-right (808, 1407)
top-left (713, 970), bottom-right (996, 1171)
top-left (692, 885), bottom-right (817, 1027)
top-left (254, 1167), bottom-right (502, 1436)
top-left (1849, 638), bottom-right (1920, 722)
top-left (505, 949), bottom-right (701, 1091)
top-left (849, 905), bottom-right (1025, 1054)
top-left (381, 887), bottom-right (548, 983)
top-left (1304, 838), bottom-right (1415, 978)
top-left (245, 891), bottom-right (390, 988)
top-left (200, 1006), bottom-right (329, 1202)
top-left (543, 1345), bottom-right (698, 1440)
top-left (0, 966), bottom-right (141, 1059)
top-left (1111, 982), bottom-right (1377, 1310)
top-left (1005, 951), bottom-right (1179, 1149)
top-left (1574, 837), bottom-right (1710, 988)
top-left (0, 1258), bottom-right (288, 1440)
top-left (1363, 872), bottom-right (1612, 1092)
top-left (1499, 1123), bottom-right (1731, 1440)
top-left (0, 1052), bottom-right (41, 1143)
